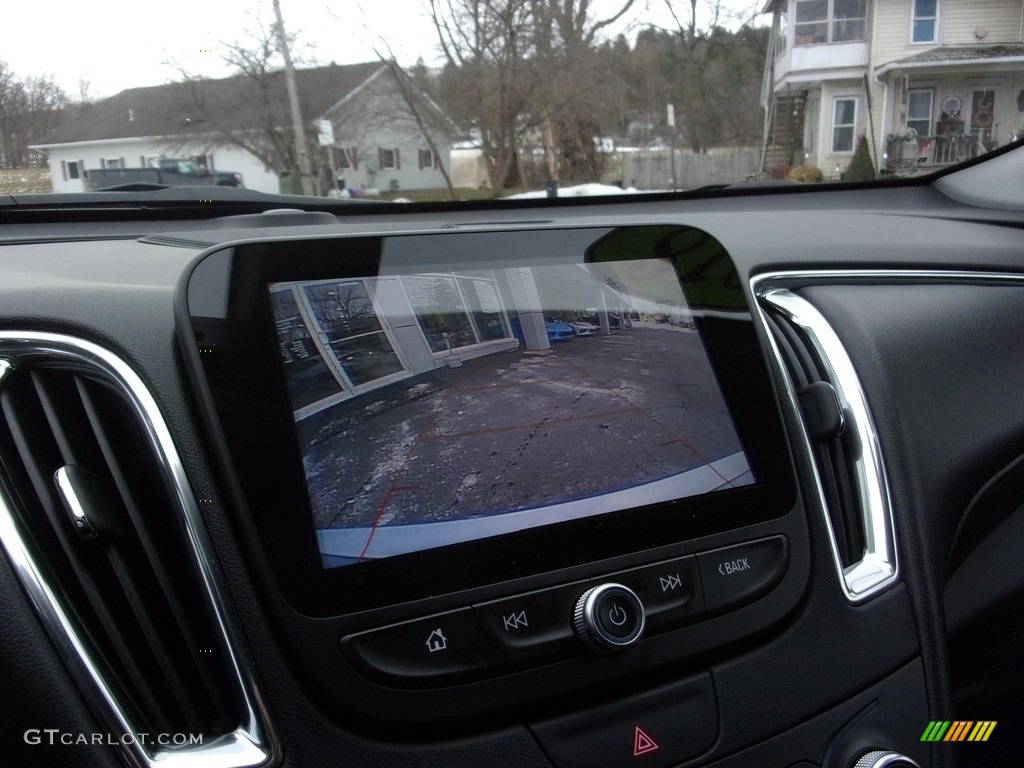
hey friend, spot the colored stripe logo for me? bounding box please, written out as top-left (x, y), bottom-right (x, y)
top-left (921, 721), bottom-right (996, 742)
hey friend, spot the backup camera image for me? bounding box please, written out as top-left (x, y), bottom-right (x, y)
top-left (270, 259), bottom-right (753, 568)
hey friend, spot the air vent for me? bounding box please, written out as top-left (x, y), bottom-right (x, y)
top-left (138, 234), bottom-right (218, 249)
top-left (0, 333), bottom-right (273, 767)
top-left (754, 286), bottom-right (899, 603)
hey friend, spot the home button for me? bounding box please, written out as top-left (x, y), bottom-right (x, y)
top-left (340, 608), bottom-right (497, 688)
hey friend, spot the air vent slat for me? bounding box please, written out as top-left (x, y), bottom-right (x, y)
top-left (1, 377), bottom-right (173, 730)
top-left (0, 334), bottom-right (273, 767)
top-left (32, 370), bottom-right (99, 468)
top-left (764, 308), bottom-right (867, 566)
top-left (757, 285), bottom-right (899, 604)
top-left (74, 375), bottom-right (237, 733)
top-left (103, 543), bottom-right (206, 733)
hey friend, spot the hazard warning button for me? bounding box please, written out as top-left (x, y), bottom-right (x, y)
top-left (529, 672), bottom-right (716, 768)
top-left (633, 726), bottom-right (658, 757)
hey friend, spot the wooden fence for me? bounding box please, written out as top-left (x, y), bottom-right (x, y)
top-left (620, 148), bottom-right (762, 190)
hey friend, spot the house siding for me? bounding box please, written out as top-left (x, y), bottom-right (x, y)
top-left (941, 1), bottom-right (1021, 46)
top-left (812, 80), bottom-right (882, 176)
top-left (874, 1), bottom-right (1024, 68)
top-left (873, 1), bottom-right (914, 66)
top-left (325, 70), bottom-right (453, 194)
top-left (43, 140), bottom-right (274, 194)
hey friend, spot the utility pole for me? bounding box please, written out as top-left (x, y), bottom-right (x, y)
top-left (273, 0), bottom-right (315, 195)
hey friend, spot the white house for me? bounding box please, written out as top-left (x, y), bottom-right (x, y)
top-left (32, 62), bottom-right (457, 195)
top-left (761, 0), bottom-right (1024, 177)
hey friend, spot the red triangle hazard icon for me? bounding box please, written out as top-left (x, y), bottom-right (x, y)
top-left (633, 726), bottom-right (659, 757)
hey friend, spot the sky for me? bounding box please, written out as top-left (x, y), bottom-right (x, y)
top-left (1, 0), bottom-right (764, 101)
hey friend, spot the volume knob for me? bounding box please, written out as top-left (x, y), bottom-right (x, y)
top-left (572, 583), bottom-right (645, 655)
top-left (852, 751), bottom-right (921, 768)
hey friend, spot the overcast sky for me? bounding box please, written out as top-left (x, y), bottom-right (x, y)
top-left (1, 0), bottom-right (764, 100)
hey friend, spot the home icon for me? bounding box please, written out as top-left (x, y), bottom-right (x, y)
top-left (425, 628), bottom-right (448, 653)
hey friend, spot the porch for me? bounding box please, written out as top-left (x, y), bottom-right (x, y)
top-left (881, 132), bottom-right (993, 177)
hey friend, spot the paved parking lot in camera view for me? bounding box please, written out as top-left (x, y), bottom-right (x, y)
top-left (299, 326), bottom-right (752, 562)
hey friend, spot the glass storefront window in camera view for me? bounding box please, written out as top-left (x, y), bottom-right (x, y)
top-left (271, 273), bottom-right (512, 418)
top-left (402, 274), bottom-right (511, 352)
top-left (272, 288), bottom-right (344, 410)
top-left (303, 281), bottom-right (404, 386)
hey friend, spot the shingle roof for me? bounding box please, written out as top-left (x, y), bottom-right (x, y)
top-left (886, 43), bottom-right (1024, 67)
top-left (34, 62), bottom-right (385, 146)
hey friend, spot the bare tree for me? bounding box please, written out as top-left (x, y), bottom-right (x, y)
top-left (650, 0), bottom-right (765, 153)
top-left (0, 60), bottom-right (26, 168)
top-left (373, 54), bottom-right (458, 199)
top-left (528, 0), bottom-right (636, 185)
top-left (168, 17), bottom-right (307, 174)
top-left (0, 60), bottom-right (68, 168)
top-left (430, 0), bottom-right (536, 191)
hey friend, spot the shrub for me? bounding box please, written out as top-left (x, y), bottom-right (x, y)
top-left (844, 135), bottom-right (876, 182)
top-left (786, 164), bottom-right (824, 183)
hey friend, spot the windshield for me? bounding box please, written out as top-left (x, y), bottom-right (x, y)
top-left (1, 0), bottom-right (1022, 200)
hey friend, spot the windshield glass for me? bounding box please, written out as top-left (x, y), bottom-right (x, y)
top-left (1, 0), bottom-right (1021, 199)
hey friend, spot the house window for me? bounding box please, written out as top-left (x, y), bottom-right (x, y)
top-left (104, 158), bottom-right (122, 169)
top-left (795, 0), bottom-right (866, 45)
top-left (379, 148), bottom-right (400, 170)
top-left (66, 160), bottom-right (81, 180)
top-left (911, 0), bottom-right (938, 44)
top-left (832, 97), bottom-right (857, 153)
top-left (832, 0), bottom-right (866, 42)
top-left (336, 147), bottom-right (358, 170)
top-left (418, 149), bottom-right (434, 169)
top-left (906, 89), bottom-right (934, 137)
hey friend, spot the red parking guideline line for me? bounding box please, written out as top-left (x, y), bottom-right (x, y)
top-left (358, 483), bottom-right (421, 562)
top-left (352, 381), bottom-right (453, 561)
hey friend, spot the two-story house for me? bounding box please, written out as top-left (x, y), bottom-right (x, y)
top-left (761, 1), bottom-right (1024, 178)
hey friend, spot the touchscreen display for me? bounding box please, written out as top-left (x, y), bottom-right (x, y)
top-left (269, 257), bottom-right (754, 569)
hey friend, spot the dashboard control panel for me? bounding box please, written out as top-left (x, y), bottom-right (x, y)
top-left (341, 536), bottom-right (788, 688)
top-left (178, 225), bottom-right (809, 728)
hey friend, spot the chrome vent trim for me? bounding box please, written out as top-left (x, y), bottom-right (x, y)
top-left (752, 281), bottom-right (898, 603)
top-left (0, 331), bottom-right (275, 768)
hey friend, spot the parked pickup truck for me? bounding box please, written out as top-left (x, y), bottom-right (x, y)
top-left (86, 158), bottom-right (243, 189)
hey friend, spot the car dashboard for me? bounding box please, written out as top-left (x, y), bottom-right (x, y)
top-left (2, 151), bottom-right (1024, 768)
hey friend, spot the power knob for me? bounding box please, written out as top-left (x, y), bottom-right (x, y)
top-left (852, 751), bottom-right (921, 768)
top-left (572, 583), bottom-right (645, 655)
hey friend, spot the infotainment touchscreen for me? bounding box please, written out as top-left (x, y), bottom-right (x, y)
top-left (181, 224), bottom-right (794, 615)
top-left (268, 259), bottom-right (754, 569)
